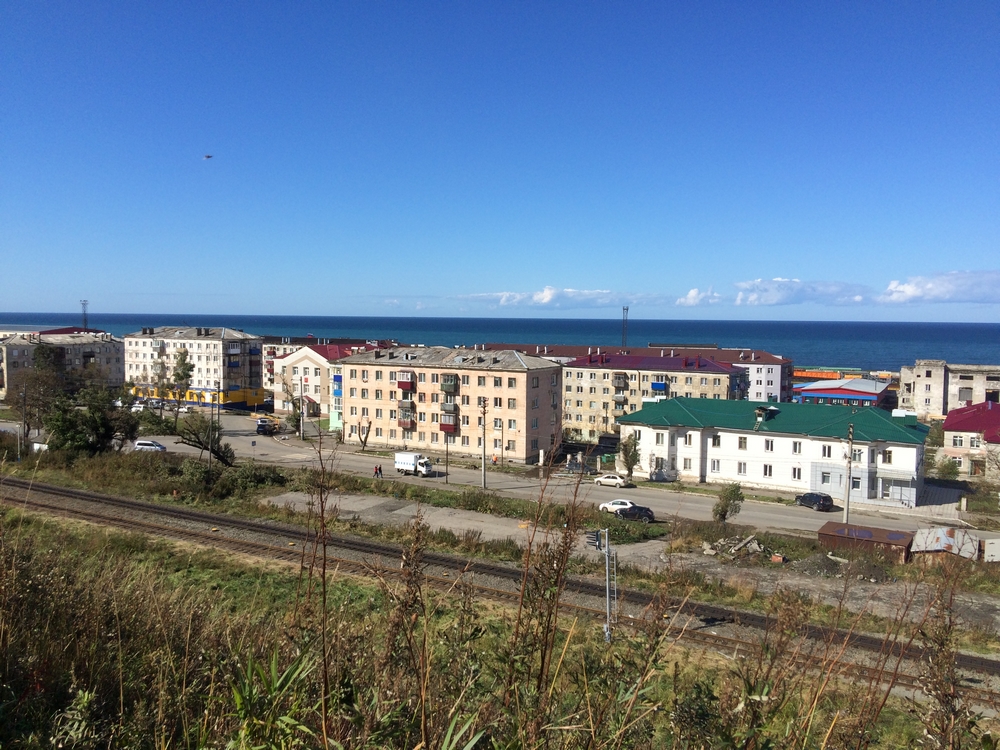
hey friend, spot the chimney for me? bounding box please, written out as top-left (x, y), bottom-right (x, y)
top-left (670, 349), bottom-right (675, 357)
top-left (588, 346), bottom-right (592, 355)
top-left (535, 346), bottom-right (540, 354)
top-left (696, 355), bottom-right (701, 368)
top-left (751, 351), bottom-right (756, 361)
top-left (660, 349), bottom-right (664, 357)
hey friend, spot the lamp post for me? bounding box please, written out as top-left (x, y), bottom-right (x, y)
top-left (480, 398), bottom-right (488, 489)
top-left (843, 423), bottom-right (855, 524)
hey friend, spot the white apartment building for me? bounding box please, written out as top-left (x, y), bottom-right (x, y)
top-left (618, 398), bottom-right (929, 508)
top-left (338, 346), bottom-right (562, 464)
top-left (0, 329), bottom-right (124, 398)
top-left (899, 359), bottom-right (1000, 419)
top-left (124, 326), bottom-right (265, 406)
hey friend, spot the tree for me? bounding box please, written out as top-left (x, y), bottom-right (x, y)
top-left (171, 348), bottom-right (194, 430)
top-left (3, 367), bottom-right (64, 437)
top-left (926, 420), bottom-right (944, 448)
top-left (713, 482), bottom-right (744, 525)
top-left (936, 456), bottom-right (960, 481)
top-left (355, 417), bottom-right (371, 451)
top-left (44, 385), bottom-right (138, 455)
top-left (176, 412), bottom-right (236, 467)
top-left (619, 433), bottom-right (640, 482)
top-left (278, 375), bottom-right (300, 432)
top-left (151, 355), bottom-right (169, 418)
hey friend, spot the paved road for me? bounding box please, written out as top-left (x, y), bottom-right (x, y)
top-left (3, 415), bottom-right (985, 538)
top-left (133, 414), bottom-right (982, 539)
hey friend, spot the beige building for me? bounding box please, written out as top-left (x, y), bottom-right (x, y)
top-left (0, 329), bottom-right (124, 398)
top-left (125, 326), bottom-right (265, 407)
top-left (338, 346), bottom-right (562, 464)
top-left (560, 353), bottom-right (750, 442)
top-left (899, 359), bottom-right (1000, 419)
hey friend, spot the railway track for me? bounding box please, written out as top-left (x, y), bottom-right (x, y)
top-left (2, 475), bottom-right (999, 707)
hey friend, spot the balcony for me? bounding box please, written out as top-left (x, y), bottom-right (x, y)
top-left (399, 397), bottom-right (415, 411)
top-left (398, 417), bottom-right (416, 430)
top-left (612, 408), bottom-right (625, 417)
top-left (227, 345), bottom-right (242, 354)
top-left (248, 347), bottom-right (260, 355)
top-left (397, 379), bottom-right (416, 391)
top-left (440, 374), bottom-right (458, 393)
top-left (612, 372), bottom-right (629, 389)
top-left (439, 422), bottom-right (458, 433)
top-left (440, 414), bottom-right (458, 433)
top-left (441, 402), bottom-right (458, 414)
top-left (613, 393), bottom-right (627, 404)
top-left (227, 361), bottom-right (241, 368)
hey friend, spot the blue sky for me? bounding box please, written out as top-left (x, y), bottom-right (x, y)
top-left (2, 2), bottom-right (997, 321)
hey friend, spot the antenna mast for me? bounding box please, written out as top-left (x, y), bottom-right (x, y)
top-left (80, 300), bottom-right (89, 330)
top-left (621, 306), bottom-right (629, 348)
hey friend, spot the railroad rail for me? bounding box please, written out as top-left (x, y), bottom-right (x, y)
top-left (3, 474), bottom-right (1000, 700)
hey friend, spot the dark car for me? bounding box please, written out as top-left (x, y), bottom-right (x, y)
top-left (794, 492), bottom-right (834, 511)
top-left (614, 505), bottom-right (655, 524)
top-left (256, 423), bottom-right (277, 436)
top-left (561, 461), bottom-right (598, 476)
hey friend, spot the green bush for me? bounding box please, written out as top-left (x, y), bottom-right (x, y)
top-left (936, 457), bottom-right (960, 480)
top-left (712, 482), bottom-right (744, 524)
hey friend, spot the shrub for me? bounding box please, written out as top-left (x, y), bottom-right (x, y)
top-left (713, 482), bottom-right (744, 524)
top-left (936, 457), bottom-right (960, 480)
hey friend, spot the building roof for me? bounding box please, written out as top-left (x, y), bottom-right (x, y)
top-left (338, 346), bottom-right (558, 371)
top-left (480, 342), bottom-right (791, 365)
top-left (1, 331), bottom-right (120, 347)
top-left (274, 343), bottom-right (372, 362)
top-left (126, 326), bottom-right (260, 341)
top-left (617, 397), bottom-right (929, 444)
top-left (794, 379), bottom-right (889, 396)
top-left (942, 401), bottom-right (1000, 443)
top-left (564, 353), bottom-right (737, 374)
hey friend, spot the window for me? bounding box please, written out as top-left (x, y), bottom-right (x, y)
top-left (738, 436), bottom-right (747, 450)
top-left (508, 419), bottom-right (516, 429)
top-left (478, 376), bottom-right (486, 386)
top-left (822, 445), bottom-right (832, 458)
top-left (685, 376), bottom-right (692, 385)
top-left (683, 458), bottom-right (692, 470)
top-left (418, 412), bottom-right (426, 422)
top-left (493, 418), bottom-right (502, 429)
top-left (821, 472), bottom-right (831, 484)
top-left (493, 377), bottom-right (502, 387)
top-left (684, 433), bottom-right (692, 446)
top-left (507, 398), bottom-right (516, 409)
top-left (349, 387), bottom-right (357, 397)
top-left (462, 436), bottom-right (470, 446)
top-left (361, 388), bottom-right (369, 399)
top-left (925, 384), bottom-right (932, 392)
top-left (375, 389), bottom-right (382, 400)
top-left (531, 438), bottom-right (538, 450)
top-left (851, 477), bottom-right (861, 490)
top-left (431, 373), bottom-right (439, 383)
top-left (882, 450), bottom-right (892, 465)
top-left (792, 467), bottom-right (801, 480)
top-left (792, 441), bottom-right (801, 455)
top-left (971, 436), bottom-right (982, 448)
top-left (737, 462), bottom-right (747, 476)
top-left (655, 432), bottom-right (664, 445)
top-left (763, 464), bottom-right (772, 477)
top-left (710, 459), bottom-right (720, 473)
top-left (375, 408), bottom-right (383, 419)
top-left (531, 417), bottom-right (538, 429)
top-left (494, 397), bottom-right (502, 408)
top-left (852, 449), bottom-right (863, 462)
top-left (508, 377), bottom-right (516, 388)
top-left (292, 366), bottom-right (299, 375)
top-left (314, 368), bottom-right (321, 377)
top-left (565, 385), bottom-right (573, 393)
top-left (764, 439), bottom-right (774, 452)
top-left (952, 435), bottom-right (964, 447)
top-left (462, 395), bottom-right (470, 405)
top-left (711, 434), bottom-right (721, 447)
top-left (462, 375), bottom-right (470, 385)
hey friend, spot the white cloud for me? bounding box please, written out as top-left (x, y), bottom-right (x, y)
top-left (879, 271), bottom-right (1000, 304)
top-left (676, 287), bottom-right (721, 307)
top-left (467, 286), bottom-right (669, 309)
top-left (733, 278), bottom-right (871, 306)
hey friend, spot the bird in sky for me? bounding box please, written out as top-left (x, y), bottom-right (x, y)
top-left (203, 155), bottom-right (213, 160)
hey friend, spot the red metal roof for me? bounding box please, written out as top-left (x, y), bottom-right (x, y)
top-left (943, 401), bottom-right (1000, 443)
top-left (481, 343), bottom-right (790, 365)
top-left (563, 353), bottom-right (737, 373)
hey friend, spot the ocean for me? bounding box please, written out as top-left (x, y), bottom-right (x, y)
top-left (1, 312), bottom-right (998, 372)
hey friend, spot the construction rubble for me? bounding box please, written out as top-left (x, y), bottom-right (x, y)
top-left (700, 534), bottom-right (787, 564)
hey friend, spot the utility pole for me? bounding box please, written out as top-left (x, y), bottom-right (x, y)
top-left (621, 306), bottom-right (629, 348)
top-left (80, 299), bottom-right (88, 330)
top-left (480, 397), bottom-right (488, 489)
top-left (299, 373), bottom-right (305, 441)
top-left (585, 529), bottom-right (617, 641)
top-left (445, 437), bottom-right (449, 484)
top-left (843, 423), bottom-right (854, 524)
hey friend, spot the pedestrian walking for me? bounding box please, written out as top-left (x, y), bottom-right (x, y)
top-left (377, 465), bottom-right (383, 478)
top-left (373, 466), bottom-right (378, 478)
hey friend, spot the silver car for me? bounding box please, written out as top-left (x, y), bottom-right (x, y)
top-left (594, 473), bottom-right (628, 488)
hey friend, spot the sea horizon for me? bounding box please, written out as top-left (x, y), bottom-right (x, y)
top-left (2, 311), bottom-right (999, 372)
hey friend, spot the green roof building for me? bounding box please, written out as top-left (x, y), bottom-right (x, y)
top-left (617, 398), bottom-right (929, 508)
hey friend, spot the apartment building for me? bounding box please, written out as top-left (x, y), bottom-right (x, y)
top-left (618, 398), bottom-right (929, 508)
top-left (482, 343), bottom-right (794, 402)
top-left (0, 328), bottom-right (124, 398)
top-left (262, 337), bottom-right (390, 388)
top-left (125, 326), bottom-right (265, 407)
top-left (338, 346), bottom-right (562, 464)
top-left (267, 343), bottom-right (371, 433)
top-left (559, 353), bottom-right (749, 443)
top-left (899, 359), bottom-right (1000, 419)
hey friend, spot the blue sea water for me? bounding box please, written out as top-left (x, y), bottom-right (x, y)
top-left (1, 312), bottom-right (998, 372)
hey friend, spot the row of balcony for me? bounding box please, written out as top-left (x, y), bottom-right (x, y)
top-left (397, 413), bottom-right (459, 432)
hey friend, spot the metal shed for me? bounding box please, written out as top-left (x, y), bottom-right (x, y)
top-left (817, 522), bottom-right (914, 564)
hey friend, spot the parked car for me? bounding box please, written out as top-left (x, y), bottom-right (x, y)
top-left (256, 422), bottom-right (277, 436)
top-left (177, 405), bottom-right (193, 413)
top-left (614, 505), bottom-right (655, 523)
top-left (561, 461), bottom-right (598, 476)
top-left (130, 403), bottom-right (145, 413)
top-left (599, 499), bottom-right (636, 514)
top-left (594, 473), bottom-right (629, 488)
top-left (133, 440), bottom-right (166, 452)
top-left (147, 399), bottom-right (162, 409)
top-left (794, 492), bottom-right (834, 511)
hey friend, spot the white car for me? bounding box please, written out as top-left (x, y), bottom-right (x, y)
top-left (134, 440), bottom-right (167, 452)
top-left (598, 499), bottom-right (636, 514)
top-left (594, 473), bottom-right (629, 488)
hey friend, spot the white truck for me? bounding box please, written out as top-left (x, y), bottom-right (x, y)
top-left (395, 452), bottom-right (434, 477)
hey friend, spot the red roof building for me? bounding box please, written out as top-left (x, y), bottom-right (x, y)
top-left (940, 401), bottom-right (1000, 478)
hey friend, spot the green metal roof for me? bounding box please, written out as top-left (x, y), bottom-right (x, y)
top-left (617, 398), bottom-right (929, 445)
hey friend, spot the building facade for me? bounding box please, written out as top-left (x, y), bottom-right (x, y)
top-left (940, 401), bottom-right (1000, 480)
top-left (559, 353), bottom-right (750, 443)
top-left (0, 329), bottom-right (124, 398)
top-left (482, 343), bottom-right (793, 402)
top-left (617, 398), bottom-right (929, 508)
top-left (899, 360), bottom-right (1000, 420)
top-left (338, 347), bottom-right (562, 464)
top-left (125, 326), bottom-right (265, 407)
